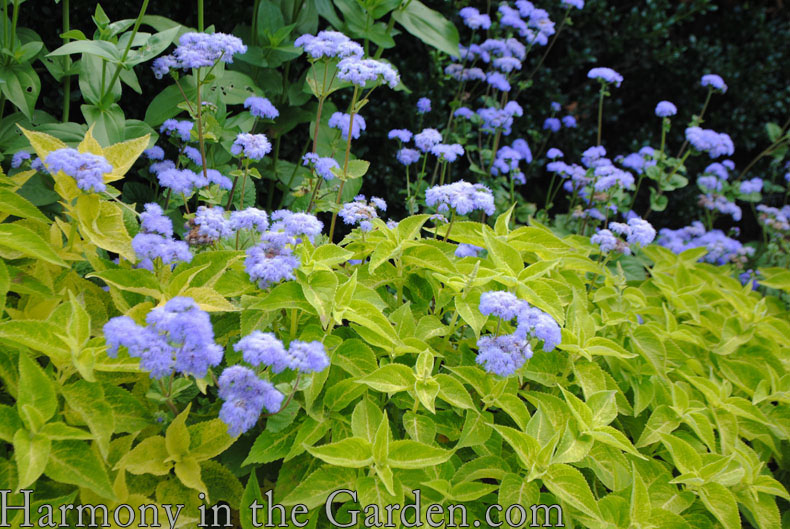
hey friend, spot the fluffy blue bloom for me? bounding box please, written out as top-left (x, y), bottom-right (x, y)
top-left (494, 57), bottom-right (522, 73)
top-left (685, 127), bottom-right (734, 158)
top-left (459, 7), bottom-right (492, 30)
top-left (245, 235), bottom-right (301, 288)
top-left (588, 67), bottom-right (623, 87)
top-left (160, 119), bottom-right (193, 142)
top-left (591, 229), bottom-right (623, 254)
top-left (229, 208), bottom-right (269, 233)
top-left (610, 217), bottom-right (656, 246)
top-left (656, 221), bottom-right (754, 265)
top-left (476, 334), bottom-right (533, 377)
top-left (512, 139), bottom-right (532, 163)
top-left (655, 101), bottom-right (677, 117)
top-left (206, 169), bottom-right (233, 190)
top-left (194, 206), bottom-right (233, 240)
top-left (397, 148), bottom-right (420, 166)
top-left (328, 112), bottom-right (366, 140)
top-left (739, 177), bottom-right (763, 194)
top-left (336, 58), bottom-right (399, 88)
top-left (426, 181), bottom-right (495, 216)
top-left (140, 203), bottom-right (173, 237)
top-left (546, 148), bottom-right (564, 159)
top-left (701, 74), bottom-right (727, 93)
top-left (302, 153), bottom-right (339, 181)
top-left (543, 118), bottom-right (561, 132)
top-left (218, 365), bottom-right (283, 435)
top-left (132, 233), bottom-right (192, 270)
top-left (339, 195), bottom-right (383, 232)
top-left (158, 167), bottom-right (204, 195)
top-left (562, 115), bottom-right (577, 128)
top-left (143, 146), bottom-right (165, 161)
top-left (183, 146), bottom-right (203, 166)
top-left (455, 244), bottom-right (483, 258)
top-left (486, 71), bottom-right (511, 92)
top-left (431, 143), bottom-right (464, 163)
top-left (244, 96), bottom-right (279, 119)
top-left (231, 133), bottom-right (273, 160)
top-left (594, 165), bottom-right (634, 192)
top-left (417, 97), bottom-right (431, 114)
top-left (11, 150), bottom-right (31, 168)
top-left (152, 32), bottom-right (247, 77)
top-left (514, 305), bottom-right (561, 351)
top-left (698, 194), bottom-right (742, 221)
top-left (756, 204), bottom-right (790, 232)
top-left (270, 210), bottom-right (323, 243)
top-left (477, 108), bottom-right (517, 135)
top-left (388, 129), bottom-right (413, 143)
top-left (286, 341), bottom-right (330, 373)
top-left (294, 31), bottom-right (363, 60)
top-left (515, 0), bottom-right (535, 17)
top-left (44, 148), bottom-right (113, 193)
top-left (480, 291), bottom-right (523, 321)
top-left (498, 5), bottom-right (529, 36)
top-left (454, 107), bottom-right (475, 120)
top-left (561, 0), bottom-right (584, 8)
top-left (491, 146), bottom-right (522, 176)
top-left (104, 297), bottom-right (222, 379)
top-left (698, 175), bottom-right (722, 192)
top-left (234, 331), bottom-right (289, 372)
top-left (703, 162), bottom-right (729, 181)
top-left (414, 128), bottom-right (442, 152)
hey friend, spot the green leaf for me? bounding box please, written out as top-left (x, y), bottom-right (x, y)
top-left (175, 456), bottom-right (207, 495)
top-left (414, 378), bottom-right (440, 413)
top-left (559, 385), bottom-right (593, 432)
top-left (0, 223), bottom-right (67, 267)
top-left (352, 397), bottom-right (384, 443)
top-left (457, 410), bottom-right (493, 449)
top-left (116, 436), bottom-right (172, 475)
top-left (387, 440), bottom-right (453, 469)
top-left (0, 404), bottom-right (22, 443)
top-left (39, 422), bottom-right (93, 440)
top-left (306, 437), bottom-right (373, 468)
top-left (243, 427), bottom-right (297, 466)
top-left (698, 482), bottom-right (741, 529)
top-left (166, 404), bottom-right (192, 461)
top-left (61, 380), bottom-right (115, 459)
top-left (630, 463), bottom-right (651, 527)
top-left (0, 321), bottom-right (70, 364)
top-left (241, 470), bottom-right (264, 529)
top-left (372, 412), bottom-right (390, 466)
top-left (356, 363), bottom-right (415, 393)
top-left (498, 474), bottom-right (540, 529)
top-left (436, 374), bottom-right (475, 410)
top-left (0, 188), bottom-right (49, 222)
top-left (17, 353), bottom-right (57, 428)
top-left (543, 463), bottom-right (603, 521)
top-left (45, 440), bottom-right (115, 500)
top-left (87, 268), bottom-right (162, 298)
top-left (281, 466), bottom-right (356, 509)
top-left (188, 419), bottom-right (237, 461)
top-left (392, 0), bottom-right (460, 58)
top-left (495, 425), bottom-right (541, 471)
top-left (13, 429), bottom-right (51, 489)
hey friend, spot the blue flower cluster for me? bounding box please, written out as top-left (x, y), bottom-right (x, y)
top-left (302, 153), bottom-right (340, 181)
top-left (152, 32), bottom-right (247, 78)
top-left (656, 221), bottom-right (754, 265)
top-left (244, 96), bottom-right (279, 120)
top-left (337, 57), bottom-right (400, 88)
top-left (339, 195), bottom-right (387, 232)
top-left (685, 127), bottom-right (735, 158)
top-left (329, 112), bottom-right (366, 140)
top-left (294, 31), bottom-right (363, 60)
top-left (235, 331), bottom-right (329, 374)
top-left (756, 205), bottom-right (790, 233)
top-left (44, 148), bottom-right (113, 193)
top-left (103, 297), bottom-right (223, 379)
top-left (587, 67), bottom-right (623, 87)
top-left (231, 133), bottom-right (273, 160)
top-left (425, 181), bottom-right (496, 216)
top-left (476, 291), bottom-right (561, 376)
top-left (591, 217), bottom-right (656, 255)
top-left (218, 366), bottom-right (283, 436)
top-left (160, 119), bottom-right (193, 142)
top-left (132, 203), bottom-right (192, 270)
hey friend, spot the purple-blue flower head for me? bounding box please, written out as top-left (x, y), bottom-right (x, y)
top-left (160, 119), bottom-right (193, 142)
top-left (286, 341), bottom-right (330, 373)
top-left (414, 128), bottom-right (442, 152)
top-left (388, 129), bottom-right (413, 143)
top-left (588, 67), bottom-right (623, 87)
top-left (655, 101), bottom-right (677, 117)
top-left (140, 203), bottom-right (173, 237)
top-left (476, 334), bottom-right (532, 377)
top-left (561, 0), bottom-right (584, 8)
top-left (417, 97), bottom-right (431, 114)
top-left (486, 71), bottom-right (511, 92)
top-left (270, 210), bottom-right (323, 243)
top-left (143, 146), bottom-right (165, 161)
top-left (244, 96), bottom-right (279, 119)
top-left (294, 31), bottom-right (363, 60)
top-left (234, 331), bottom-right (289, 372)
top-left (685, 127), bottom-right (734, 158)
top-left (328, 112), bottom-right (366, 141)
top-left (194, 206), bottom-right (233, 240)
top-left (562, 115), bottom-right (577, 128)
top-left (543, 118), bottom-right (561, 132)
top-left (44, 148), bottom-right (113, 193)
top-left (430, 143), bottom-right (464, 163)
top-left (455, 244), bottom-right (483, 258)
top-left (302, 152), bottom-right (340, 180)
top-left (231, 133), bottom-right (273, 160)
top-left (701, 74), bottom-right (727, 93)
top-left (229, 208), bottom-right (269, 233)
top-left (218, 365), bottom-right (283, 435)
top-left (11, 150), bottom-right (31, 168)
top-left (459, 7), bottom-right (492, 30)
top-left (425, 180), bottom-right (495, 216)
top-left (546, 148), bottom-right (564, 160)
top-left (153, 32), bottom-right (247, 77)
top-left (336, 57), bottom-right (399, 89)
top-left (739, 177), bottom-right (763, 194)
top-left (397, 148), bottom-right (420, 166)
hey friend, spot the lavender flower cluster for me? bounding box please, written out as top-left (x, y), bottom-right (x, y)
top-left (133, 203), bottom-right (192, 270)
top-left (339, 195), bottom-right (387, 232)
top-left (152, 32), bottom-right (247, 78)
top-left (476, 291), bottom-right (561, 376)
top-left (656, 221), bottom-right (755, 265)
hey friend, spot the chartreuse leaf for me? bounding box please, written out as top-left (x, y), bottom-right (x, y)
top-left (543, 463), bottom-right (604, 522)
top-left (17, 353), bottom-right (57, 430)
top-left (0, 188), bottom-right (49, 222)
top-left (387, 440), bottom-right (453, 469)
top-left (60, 380), bottom-right (114, 459)
top-left (357, 363), bottom-right (415, 393)
top-left (116, 435), bottom-right (172, 475)
top-left (13, 429), bottom-right (51, 489)
top-left (165, 403), bottom-right (192, 461)
top-left (241, 470), bottom-right (264, 529)
top-left (0, 404), bottom-right (22, 443)
top-left (45, 440), bottom-right (115, 500)
top-left (0, 224), bottom-right (68, 267)
top-left (175, 456), bottom-right (208, 497)
top-left (436, 373), bottom-right (475, 409)
top-left (102, 134), bottom-right (151, 182)
top-left (75, 194), bottom-right (135, 261)
top-left (498, 473), bottom-right (541, 528)
top-left (187, 419), bottom-right (237, 460)
top-left (281, 466), bottom-right (356, 509)
top-left (372, 411), bottom-right (390, 466)
top-left (629, 462), bottom-right (651, 526)
top-left (352, 397), bottom-right (384, 443)
top-left (357, 476), bottom-right (403, 528)
top-left (698, 482), bottom-right (741, 529)
top-left (306, 437), bottom-right (373, 468)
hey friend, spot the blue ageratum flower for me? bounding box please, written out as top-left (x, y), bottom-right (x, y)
top-left (543, 117), bottom-right (561, 132)
top-left (229, 208), bottom-right (269, 233)
top-left (685, 127), bottom-right (734, 158)
top-left (218, 365), bottom-right (283, 435)
top-left (388, 129), bottom-right (413, 143)
top-left (588, 67), bottom-right (623, 87)
top-left (244, 234), bottom-right (301, 289)
top-left (302, 152), bottom-right (340, 181)
top-left (143, 146), bottom-right (165, 161)
top-left (328, 112), bottom-right (366, 141)
top-left (294, 30), bottom-right (363, 60)
top-left (656, 221), bottom-right (754, 265)
top-left (44, 148), bottom-right (113, 193)
top-left (397, 148), bottom-right (420, 166)
top-left (160, 119), bottom-right (193, 142)
top-left (286, 341), bottom-right (330, 373)
top-left (455, 244), bottom-right (483, 258)
top-left (739, 177), bottom-right (763, 194)
top-left (430, 143), bottom-right (464, 163)
top-left (336, 57), bottom-right (399, 88)
top-left (244, 96), bottom-right (279, 119)
top-left (231, 133), bottom-right (273, 160)
top-left (339, 195), bottom-right (386, 232)
top-left (562, 115), bottom-right (577, 128)
top-left (234, 331), bottom-right (290, 372)
top-left (152, 32), bottom-right (247, 78)
top-left (655, 100), bottom-right (677, 117)
top-left (561, 0), bottom-right (584, 9)
top-left (425, 181), bottom-right (495, 216)
top-left (414, 128), bottom-right (442, 153)
top-left (194, 206), bottom-right (233, 240)
top-left (11, 150), bottom-right (31, 168)
top-left (476, 335), bottom-right (533, 377)
top-left (140, 203), bottom-right (173, 237)
top-left (103, 297), bottom-right (223, 380)
top-left (459, 7), bottom-right (492, 30)
top-left (546, 148), bottom-right (564, 160)
top-left (416, 97), bottom-right (431, 114)
top-left (701, 74), bottom-right (727, 93)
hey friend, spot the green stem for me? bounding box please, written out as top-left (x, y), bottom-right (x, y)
top-left (524, 6), bottom-right (570, 85)
top-left (197, 0), bottom-right (204, 31)
top-left (438, 161), bottom-right (448, 186)
top-left (195, 72), bottom-right (209, 188)
top-left (251, 0), bottom-right (260, 46)
top-left (328, 86), bottom-right (360, 242)
top-left (676, 89), bottom-right (713, 158)
top-left (105, 0), bottom-right (150, 102)
top-left (596, 87), bottom-right (605, 146)
top-left (9, 0), bottom-right (18, 53)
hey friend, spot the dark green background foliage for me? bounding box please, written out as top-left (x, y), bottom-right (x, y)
top-left (17, 0), bottom-right (790, 230)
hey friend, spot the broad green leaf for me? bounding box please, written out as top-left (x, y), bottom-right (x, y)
top-left (45, 440), bottom-right (115, 500)
top-left (188, 419), bottom-right (237, 461)
top-left (61, 380), bottom-right (114, 459)
top-left (242, 428), bottom-right (297, 466)
top-left (392, 0), bottom-right (460, 57)
top-left (373, 412), bottom-right (390, 466)
top-left (0, 224), bottom-right (67, 267)
top-left (0, 188), bottom-right (49, 222)
top-left (17, 353), bottom-right (57, 428)
top-left (352, 398), bottom-right (384, 443)
top-left (116, 436), bottom-right (172, 475)
top-left (87, 268), bottom-right (162, 299)
top-left (175, 456), bottom-right (207, 496)
top-left (166, 404), bottom-right (192, 461)
top-left (543, 463), bottom-right (603, 521)
top-left (241, 470), bottom-right (264, 529)
top-left (495, 425), bottom-right (541, 471)
top-left (306, 437), bottom-right (373, 468)
top-left (387, 440), bottom-right (453, 469)
top-left (457, 410), bottom-right (493, 448)
top-left (436, 373), bottom-right (475, 409)
top-left (0, 404), bottom-right (22, 443)
top-left (630, 463), bottom-right (651, 526)
top-left (281, 466), bottom-right (356, 509)
top-left (357, 363), bottom-right (415, 393)
top-left (13, 430), bottom-right (51, 489)
top-left (698, 482), bottom-right (741, 529)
